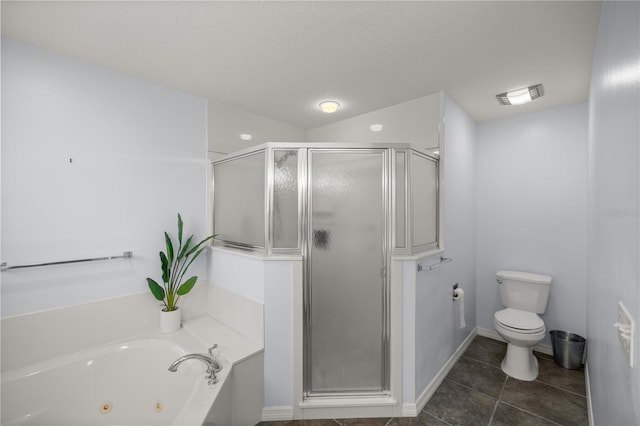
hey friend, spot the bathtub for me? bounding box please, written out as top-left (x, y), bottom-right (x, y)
top-left (1, 333), bottom-right (230, 425)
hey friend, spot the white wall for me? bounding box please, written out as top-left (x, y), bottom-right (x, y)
top-left (476, 102), bottom-right (588, 345)
top-left (207, 100), bottom-right (306, 159)
top-left (1, 38), bottom-right (208, 317)
top-left (207, 248), bottom-right (265, 304)
top-left (587, 2), bottom-right (640, 424)
top-left (263, 260), bottom-right (297, 408)
top-left (413, 95), bottom-right (477, 396)
top-left (307, 93), bottom-right (441, 148)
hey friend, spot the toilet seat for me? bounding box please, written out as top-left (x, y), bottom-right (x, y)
top-left (494, 308), bottom-right (545, 334)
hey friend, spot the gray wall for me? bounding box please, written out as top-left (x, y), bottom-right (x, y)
top-left (1, 38), bottom-right (208, 317)
top-left (587, 2), bottom-right (640, 424)
top-left (475, 103), bottom-right (588, 346)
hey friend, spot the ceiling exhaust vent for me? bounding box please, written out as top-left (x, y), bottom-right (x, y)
top-left (496, 84), bottom-right (544, 106)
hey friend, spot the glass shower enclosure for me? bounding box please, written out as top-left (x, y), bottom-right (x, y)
top-left (213, 143), bottom-right (440, 398)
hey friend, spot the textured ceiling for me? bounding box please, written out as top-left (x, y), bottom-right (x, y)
top-left (1, 1), bottom-right (601, 128)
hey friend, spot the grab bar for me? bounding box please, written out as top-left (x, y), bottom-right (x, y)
top-left (1, 251), bottom-right (133, 271)
top-left (417, 256), bottom-right (452, 272)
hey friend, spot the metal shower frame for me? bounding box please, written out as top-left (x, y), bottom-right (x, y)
top-left (211, 142), bottom-right (441, 398)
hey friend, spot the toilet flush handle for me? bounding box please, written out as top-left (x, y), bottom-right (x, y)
top-left (496, 278), bottom-right (503, 284)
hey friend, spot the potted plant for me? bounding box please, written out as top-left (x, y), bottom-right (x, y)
top-left (147, 213), bottom-right (216, 333)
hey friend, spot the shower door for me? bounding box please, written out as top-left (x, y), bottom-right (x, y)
top-left (305, 149), bottom-right (389, 397)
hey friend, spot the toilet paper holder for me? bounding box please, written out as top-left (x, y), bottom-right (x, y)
top-left (452, 284), bottom-right (466, 328)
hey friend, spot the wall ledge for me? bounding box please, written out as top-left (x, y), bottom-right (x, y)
top-left (211, 245), bottom-right (302, 262)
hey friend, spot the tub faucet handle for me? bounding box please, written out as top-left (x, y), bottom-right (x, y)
top-left (207, 345), bottom-right (223, 374)
top-left (208, 344), bottom-right (218, 356)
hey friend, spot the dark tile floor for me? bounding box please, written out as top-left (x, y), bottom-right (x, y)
top-left (259, 336), bottom-right (588, 426)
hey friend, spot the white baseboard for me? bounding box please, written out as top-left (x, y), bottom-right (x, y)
top-left (402, 329), bottom-right (477, 417)
top-left (261, 405), bottom-right (294, 421)
top-left (585, 361), bottom-right (594, 426)
top-left (476, 326), bottom-right (553, 356)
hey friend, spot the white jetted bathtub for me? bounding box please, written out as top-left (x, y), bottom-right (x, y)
top-left (1, 333), bottom-right (230, 425)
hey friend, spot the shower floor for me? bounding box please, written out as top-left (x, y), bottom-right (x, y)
top-left (258, 335), bottom-right (588, 426)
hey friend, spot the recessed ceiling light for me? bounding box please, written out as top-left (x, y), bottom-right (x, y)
top-left (319, 100), bottom-right (340, 113)
top-left (240, 133), bottom-right (253, 141)
top-left (370, 124), bottom-right (383, 132)
top-left (496, 84), bottom-right (544, 106)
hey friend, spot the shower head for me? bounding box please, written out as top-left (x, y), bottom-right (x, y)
top-left (275, 150), bottom-right (296, 169)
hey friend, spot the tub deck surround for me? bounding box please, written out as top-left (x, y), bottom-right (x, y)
top-left (1, 313), bottom-right (265, 426)
top-left (206, 281), bottom-right (265, 348)
top-left (183, 315), bottom-right (264, 366)
top-left (1, 324), bottom-right (232, 426)
top-left (182, 315), bottom-right (266, 426)
top-left (0, 284), bottom-right (209, 374)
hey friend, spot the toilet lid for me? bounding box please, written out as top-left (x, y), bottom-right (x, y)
top-left (494, 308), bottom-right (544, 331)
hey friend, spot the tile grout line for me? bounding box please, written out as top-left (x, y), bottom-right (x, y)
top-left (499, 401), bottom-right (564, 426)
top-left (425, 412), bottom-right (455, 426)
top-left (443, 357), bottom-right (508, 401)
top-left (421, 384), bottom-right (456, 426)
top-left (439, 377), bottom-right (501, 402)
top-left (460, 354), bottom-right (505, 371)
top-left (443, 375), bottom-right (503, 402)
top-left (487, 374), bottom-right (509, 425)
top-left (534, 378), bottom-right (588, 398)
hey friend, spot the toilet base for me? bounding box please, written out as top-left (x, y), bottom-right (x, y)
top-left (501, 344), bottom-right (539, 381)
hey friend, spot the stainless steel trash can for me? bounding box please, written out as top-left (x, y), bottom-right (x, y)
top-left (549, 330), bottom-right (585, 369)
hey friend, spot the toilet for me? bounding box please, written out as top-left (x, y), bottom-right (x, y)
top-left (493, 270), bottom-right (552, 381)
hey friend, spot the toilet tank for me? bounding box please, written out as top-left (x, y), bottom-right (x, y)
top-left (496, 270), bottom-right (552, 314)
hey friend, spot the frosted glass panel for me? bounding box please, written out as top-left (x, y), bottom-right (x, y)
top-left (308, 150), bottom-right (386, 394)
top-left (395, 151), bottom-right (406, 249)
top-left (411, 152), bottom-right (438, 248)
top-left (214, 151), bottom-right (265, 248)
top-left (273, 150), bottom-right (298, 249)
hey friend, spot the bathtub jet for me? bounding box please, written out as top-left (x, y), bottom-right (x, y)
top-left (168, 345), bottom-right (222, 385)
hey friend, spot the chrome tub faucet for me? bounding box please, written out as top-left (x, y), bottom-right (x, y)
top-left (168, 345), bottom-right (222, 385)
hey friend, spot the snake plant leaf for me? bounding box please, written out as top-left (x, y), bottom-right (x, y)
top-left (185, 235), bottom-right (216, 258)
top-left (180, 246), bottom-right (208, 281)
top-left (164, 232), bottom-right (174, 266)
top-left (160, 251), bottom-right (169, 283)
top-left (177, 213), bottom-right (184, 247)
top-left (177, 275), bottom-right (198, 296)
top-left (178, 235), bottom-right (193, 260)
top-left (148, 214), bottom-right (216, 311)
top-left (147, 278), bottom-right (165, 301)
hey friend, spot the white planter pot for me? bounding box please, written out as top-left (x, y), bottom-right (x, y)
top-left (160, 307), bottom-right (181, 333)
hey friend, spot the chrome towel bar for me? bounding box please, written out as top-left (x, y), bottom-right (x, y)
top-left (417, 256), bottom-right (452, 272)
top-left (1, 251), bottom-right (133, 271)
